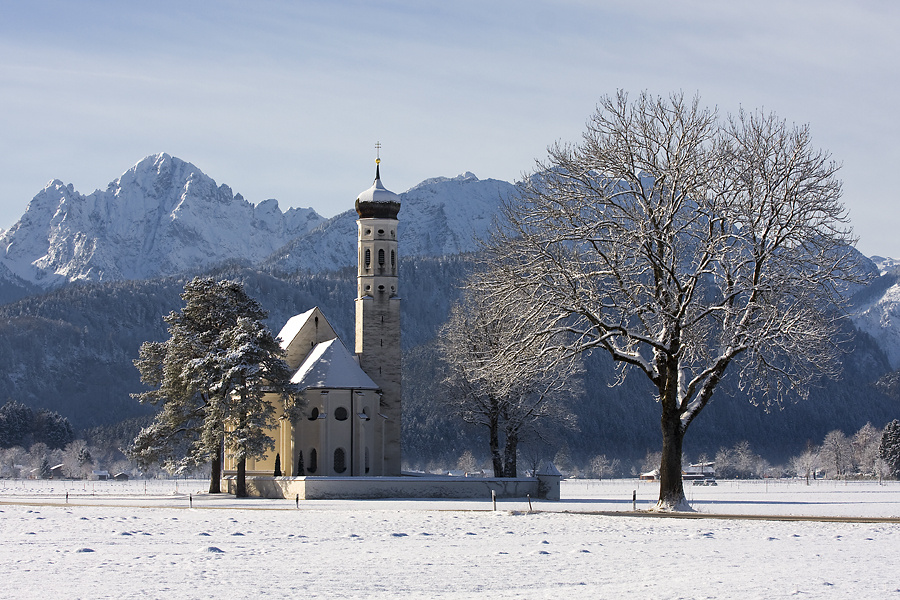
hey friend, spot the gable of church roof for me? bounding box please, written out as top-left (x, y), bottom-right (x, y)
top-left (277, 307), bottom-right (338, 370)
top-left (291, 338), bottom-right (380, 391)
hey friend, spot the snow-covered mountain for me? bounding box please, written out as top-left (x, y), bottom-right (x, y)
top-left (851, 264), bottom-right (900, 369)
top-left (6, 152), bottom-right (900, 373)
top-left (0, 156), bottom-right (515, 287)
top-left (0, 154), bottom-right (325, 287)
top-left (871, 256), bottom-right (900, 275)
top-left (264, 172), bottom-right (516, 273)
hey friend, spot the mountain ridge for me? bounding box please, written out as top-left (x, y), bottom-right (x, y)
top-left (0, 154), bottom-right (326, 287)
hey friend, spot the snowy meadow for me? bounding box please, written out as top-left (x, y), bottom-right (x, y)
top-left (2, 478), bottom-right (899, 599)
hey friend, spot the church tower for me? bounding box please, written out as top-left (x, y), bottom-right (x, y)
top-left (354, 156), bottom-right (402, 476)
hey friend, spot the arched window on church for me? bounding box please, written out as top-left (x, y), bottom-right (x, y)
top-left (334, 448), bottom-right (347, 474)
top-left (391, 250), bottom-right (395, 270)
top-left (364, 249), bottom-right (371, 269)
top-left (378, 248), bottom-right (385, 268)
top-left (365, 447), bottom-right (370, 474)
top-left (308, 448), bottom-right (318, 474)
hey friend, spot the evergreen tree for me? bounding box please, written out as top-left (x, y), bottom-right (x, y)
top-left (33, 409), bottom-right (75, 449)
top-left (0, 400), bottom-right (35, 448)
top-left (879, 420), bottom-right (900, 478)
top-left (129, 277), bottom-right (297, 495)
top-left (0, 401), bottom-right (74, 450)
top-left (273, 453), bottom-right (282, 477)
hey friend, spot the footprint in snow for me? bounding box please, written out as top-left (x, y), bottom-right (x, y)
top-left (391, 533), bottom-right (408, 537)
top-left (76, 548), bottom-right (95, 553)
top-left (198, 532), bottom-right (211, 536)
top-left (231, 532), bottom-right (245, 536)
top-left (204, 547), bottom-right (225, 554)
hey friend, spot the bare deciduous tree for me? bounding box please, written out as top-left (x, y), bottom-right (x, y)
top-left (821, 429), bottom-right (852, 479)
top-left (482, 90), bottom-right (863, 509)
top-left (851, 422), bottom-right (882, 476)
top-left (438, 277), bottom-right (582, 477)
top-left (791, 442), bottom-right (821, 484)
top-left (588, 454), bottom-right (620, 479)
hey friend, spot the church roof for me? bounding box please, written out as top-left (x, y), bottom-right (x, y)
top-left (277, 308), bottom-right (317, 350)
top-left (291, 338), bottom-right (380, 391)
top-left (355, 162), bottom-right (401, 219)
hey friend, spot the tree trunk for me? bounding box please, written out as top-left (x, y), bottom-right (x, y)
top-left (489, 410), bottom-right (503, 477)
top-left (658, 407), bottom-right (687, 510)
top-left (502, 430), bottom-right (518, 477)
top-left (236, 457), bottom-right (247, 498)
top-left (208, 443), bottom-right (222, 494)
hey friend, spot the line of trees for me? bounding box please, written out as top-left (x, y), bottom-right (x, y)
top-left (441, 418), bottom-right (900, 482)
top-left (789, 421), bottom-right (900, 482)
top-left (0, 400), bottom-right (75, 451)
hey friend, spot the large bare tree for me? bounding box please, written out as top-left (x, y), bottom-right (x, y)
top-left (483, 91), bottom-right (863, 509)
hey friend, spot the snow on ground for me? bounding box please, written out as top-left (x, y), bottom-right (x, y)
top-left (2, 479), bottom-right (900, 599)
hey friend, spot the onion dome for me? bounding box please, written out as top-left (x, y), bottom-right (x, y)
top-left (355, 160), bottom-right (401, 219)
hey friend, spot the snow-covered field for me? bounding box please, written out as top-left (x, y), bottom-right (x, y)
top-left (2, 478), bottom-right (899, 599)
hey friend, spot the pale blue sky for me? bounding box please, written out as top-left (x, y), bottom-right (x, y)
top-left (1, 1), bottom-right (898, 257)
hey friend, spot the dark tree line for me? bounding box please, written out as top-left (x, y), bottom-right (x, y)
top-left (0, 400), bottom-right (75, 449)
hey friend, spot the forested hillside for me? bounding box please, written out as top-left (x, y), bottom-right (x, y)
top-left (0, 255), bottom-right (898, 469)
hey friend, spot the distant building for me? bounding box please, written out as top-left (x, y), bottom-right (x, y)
top-left (639, 469), bottom-right (659, 481)
top-left (683, 462), bottom-right (715, 480)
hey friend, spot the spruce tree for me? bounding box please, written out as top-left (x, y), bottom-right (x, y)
top-left (880, 420), bottom-right (900, 478)
top-left (130, 277), bottom-right (298, 495)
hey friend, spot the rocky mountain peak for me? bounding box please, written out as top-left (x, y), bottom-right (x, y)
top-left (0, 154), bottom-right (326, 287)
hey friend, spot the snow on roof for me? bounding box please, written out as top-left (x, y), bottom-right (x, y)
top-left (277, 308), bottom-right (318, 350)
top-left (291, 338), bottom-right (379, 391)
top-left (356, 176), bottom-right (401, 205)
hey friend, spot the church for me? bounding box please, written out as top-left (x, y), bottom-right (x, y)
top-left (222, 159), bottom-right (561, 500)
top-left (224, 158), bottom-right (403, 478)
